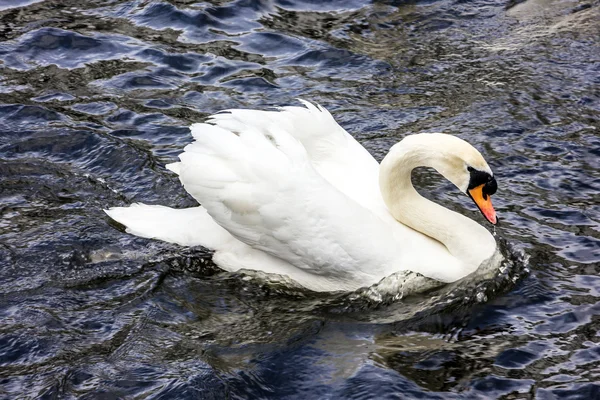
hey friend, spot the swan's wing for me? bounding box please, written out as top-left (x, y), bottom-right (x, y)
top-left (202, 100), bottom-right (383, 210)
top-left (175, 119), bottom-right (400, 282)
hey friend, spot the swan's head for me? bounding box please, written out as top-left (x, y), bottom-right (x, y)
top-left (424, 134), bottom-right (498, 225)
top-left (387, 133), bottom-right (498, 224)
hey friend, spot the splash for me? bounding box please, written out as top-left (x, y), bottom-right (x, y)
top-left (207, 237), bottom-right (530, 320)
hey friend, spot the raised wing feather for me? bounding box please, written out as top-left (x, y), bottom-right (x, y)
top-left (204, 100), bottom-right (383, 212)
top-left (176, 108), bottom-right (402, 283)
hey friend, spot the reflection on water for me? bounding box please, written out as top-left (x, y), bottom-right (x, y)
top-left (0, 0), bottom-right (599, 398)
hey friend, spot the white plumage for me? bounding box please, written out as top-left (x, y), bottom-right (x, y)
top-left (105, 100), bottom-right (499, 292)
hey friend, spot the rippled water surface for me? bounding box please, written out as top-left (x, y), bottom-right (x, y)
top-left (1, 0), bottom-right (599, 398)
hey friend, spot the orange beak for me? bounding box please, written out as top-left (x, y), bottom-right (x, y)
top-left (468, 183), bottom-right (497, 224)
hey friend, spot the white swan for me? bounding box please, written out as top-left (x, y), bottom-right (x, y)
top-left (105, 101), bottom-right (500, 292)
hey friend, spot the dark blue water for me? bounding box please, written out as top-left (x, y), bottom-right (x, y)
top-left (1, 0), bottom-right (599, 398)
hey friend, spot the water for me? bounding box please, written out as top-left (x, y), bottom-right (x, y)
top-left (0, 0), bottom-right (599, 398)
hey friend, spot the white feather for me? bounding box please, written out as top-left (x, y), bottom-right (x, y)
top-left (105, 101), bottom-right (498, 292)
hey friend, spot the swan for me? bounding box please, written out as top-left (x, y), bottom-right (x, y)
top-left (105, 100), bottom-right (500, 292)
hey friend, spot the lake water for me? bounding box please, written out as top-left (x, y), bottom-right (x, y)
top-left (1, 0), bottom-right (599, 398)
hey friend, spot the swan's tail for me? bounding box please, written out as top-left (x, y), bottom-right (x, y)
top-left (104, 204), bottom-right (233, 249)
top-left (104, 203), bottom-right (301, 282)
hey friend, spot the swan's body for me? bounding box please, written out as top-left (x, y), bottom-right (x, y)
top-left (105, 101), bottom-right (499, 292)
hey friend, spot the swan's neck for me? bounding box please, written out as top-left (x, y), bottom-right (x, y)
top-left (379, 136), bottom-right (496, 275)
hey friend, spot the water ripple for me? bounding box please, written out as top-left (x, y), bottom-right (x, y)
top-left (1, 0), bottom-right (599, 398)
